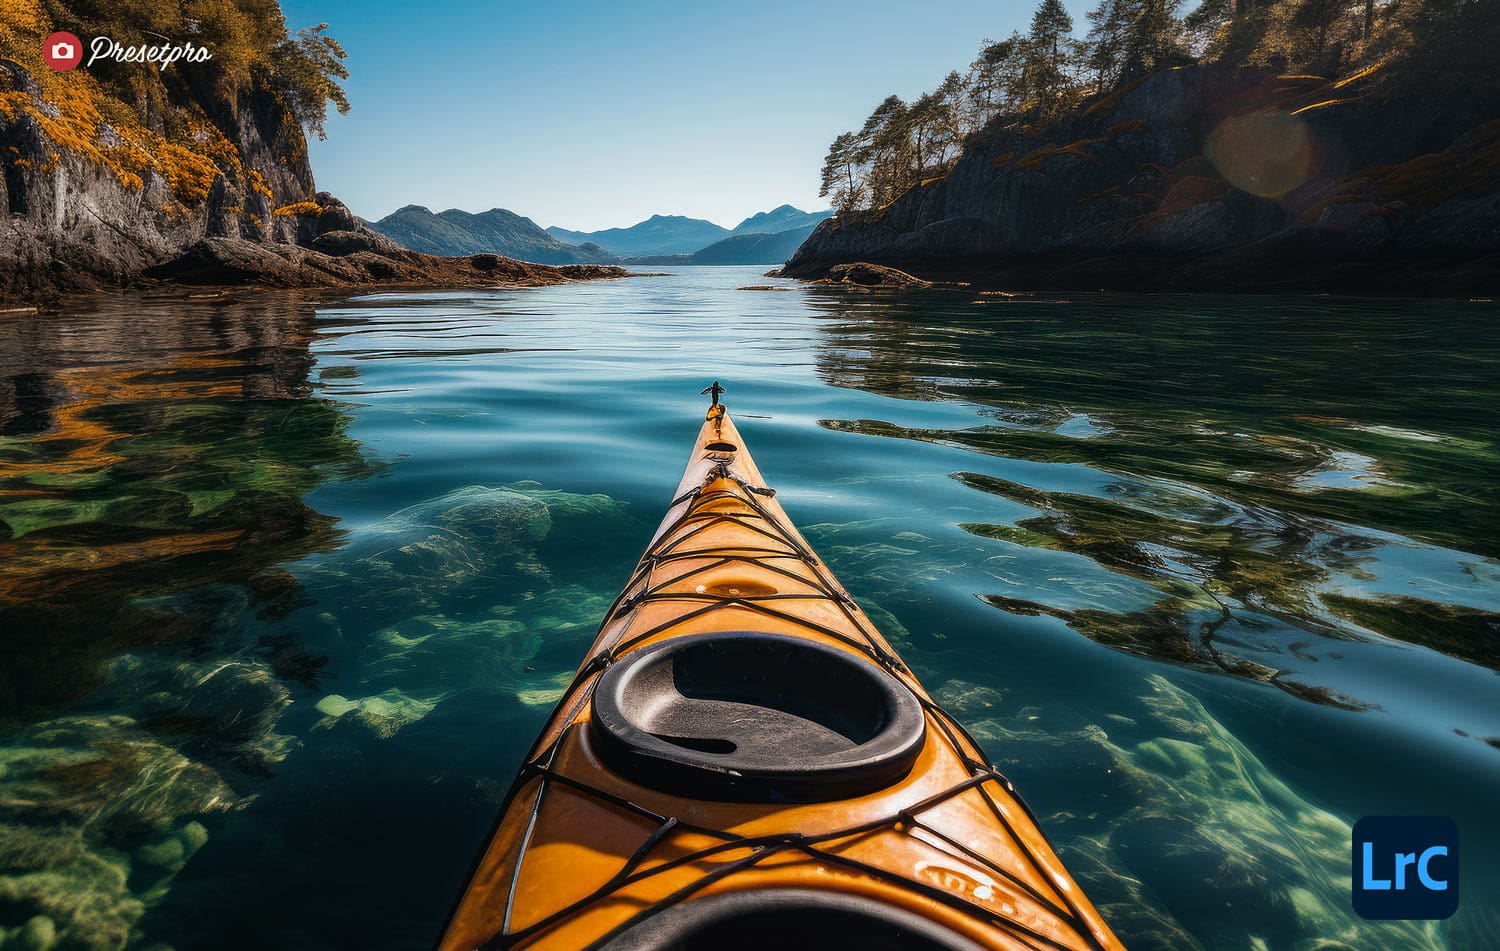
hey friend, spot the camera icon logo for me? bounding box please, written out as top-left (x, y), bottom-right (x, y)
top-left (45, 32), bottom-right (84, 71)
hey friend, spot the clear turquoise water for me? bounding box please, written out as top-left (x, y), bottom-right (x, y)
top-left (1, 267), bottom-right (1497, 949)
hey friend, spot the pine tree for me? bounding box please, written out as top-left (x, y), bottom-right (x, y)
top-left (907, 91), bottom-right (940, 173)
top-left (1031, 0), bottom-right (1076, 66)
top-left (1085, 0), bottom-right (1133, 89)
top-left (969, 33), bottom-right (1027, 121)
top-left (818, 132), bottom-right (864, 213)
top-left (1183, 0), bottom-right (1234, 53)
top-left (1026, 0), bottom-right (1078, 111)
top-left (932, 71), bottom-right (970, 165)
top-left (854, 96), bottom-right (914, 207)
top-left (1121, 0), bottom-right (1185, 82)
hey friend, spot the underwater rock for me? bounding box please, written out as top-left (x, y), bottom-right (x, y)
top-left (0, 715), bottom-right (233, 950)
top-left (314, 689), bottom-right (438, 739)
top-left (367, 585), bottom-right (608, 681)
top-left (965, 675), bottom-right (1439, 950)
top-left (933, 680), bottom-right (1005, 716)
top-left (9, 916), bottom-right (56, 951)
top-left (102, 652), bottom-right (296, 777)
top-left (0, 715), bottom-right (234, 838)
top-left (301, 485), bottom-right (554, 623)
top-left (506, 485), bottom-right (643, 562)
top-left (309, 585), bottom-right (614, 743)
top-left (133, 821), bottom-right (208, 876)
top-left (370, 615), bottom-right (531, 680)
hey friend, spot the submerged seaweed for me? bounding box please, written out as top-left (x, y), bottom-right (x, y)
top-left (0, 714), bottom-right (234, 949)
top-left (937, 674), bottom-right (1442, 950)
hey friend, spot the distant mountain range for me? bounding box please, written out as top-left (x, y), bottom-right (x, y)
top-left (625, 225), bottom-right (823, 266)
top-left (546, 215), bottom-right (729, 258)
top-left (367, 204), bottom-right (832, 267)
top-left (367, 206), bottom-right (618, 265)
top-left (550, 206), bottom-right (832, 257)
top-left (727, 205), bottom-right (831, 238)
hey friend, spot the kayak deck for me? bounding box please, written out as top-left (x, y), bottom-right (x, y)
top-left (440, 406), bottom-right (1122, 951)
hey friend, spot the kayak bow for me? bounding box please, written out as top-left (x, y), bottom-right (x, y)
top-left (440, 394), bottom-right (1123, 951)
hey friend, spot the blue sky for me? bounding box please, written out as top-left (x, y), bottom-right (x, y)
top-left (276, 0), bottom-right (1090, 231)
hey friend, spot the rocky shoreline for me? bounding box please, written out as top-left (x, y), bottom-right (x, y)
top-left (782, 65), bottom-right (1500, 295)
top-left (132, 192), bottom-right (628, 295)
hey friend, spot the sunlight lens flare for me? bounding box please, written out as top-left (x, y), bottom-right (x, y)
top-left (1205, 113), bottom-right (1319, 198)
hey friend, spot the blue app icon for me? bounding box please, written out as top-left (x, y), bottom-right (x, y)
top-left (1352, 816), bottom-right (1459, 920)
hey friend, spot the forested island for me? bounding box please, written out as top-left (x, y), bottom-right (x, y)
top-left (786, 0), bottom-right (1499, 292)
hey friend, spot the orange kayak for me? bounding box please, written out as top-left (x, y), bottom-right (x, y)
top-left (440, 391), bottom-right (1123, 951)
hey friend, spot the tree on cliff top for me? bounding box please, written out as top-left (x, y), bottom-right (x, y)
top-left (819, 131), bottom-right (864, 213)
top-left (270, 23), bottom-right (350, 140)
top-left (1085, 0), bottom-right (1132, 89)
top-left (1120, 0), bottom-right (1189, 81)
top-left (1026, 0), bottom-right (1078, 112)
top-left (969, 33), bottom-right (1027, 116)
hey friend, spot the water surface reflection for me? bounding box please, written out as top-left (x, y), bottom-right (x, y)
top-left (0, 274), bottom-right (1496, 950)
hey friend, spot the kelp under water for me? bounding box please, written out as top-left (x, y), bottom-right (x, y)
top-left (1, 273), bottom-right (1498, 949)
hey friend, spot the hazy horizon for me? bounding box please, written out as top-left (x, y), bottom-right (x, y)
top-left (276, 0), bottom-right (1088, 231)
top-left (376, 202), bottom-right (827, 234)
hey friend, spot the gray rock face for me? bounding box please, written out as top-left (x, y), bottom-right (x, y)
top-left (784, 65), bottom-right (1500, 293)
top-left (0, 62), bottom-right (309, 301)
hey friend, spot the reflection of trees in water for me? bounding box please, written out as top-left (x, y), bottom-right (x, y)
top-left (808, 296), bottom-right (1500, 700)
top-left (0, 292), bottom-right (372, 713)
top-left (956, 470), bottom-right (1377, 710)
top-left (0, 292), bottom-right (379, 949)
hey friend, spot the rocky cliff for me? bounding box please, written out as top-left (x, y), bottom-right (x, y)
top-left (783, 65), bottom-right (1500, 294)
top-left (0, 42), bottom-right (621, 302)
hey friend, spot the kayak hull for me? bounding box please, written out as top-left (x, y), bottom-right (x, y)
top-left (439, 410), bottom-right (1123, 951)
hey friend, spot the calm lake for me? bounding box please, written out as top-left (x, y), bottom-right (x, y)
top-left (1, 266), bottom-right (1497, 949)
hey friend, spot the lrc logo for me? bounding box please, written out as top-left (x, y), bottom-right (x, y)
top-left (1352, 816), bottom-right (1459, 920)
